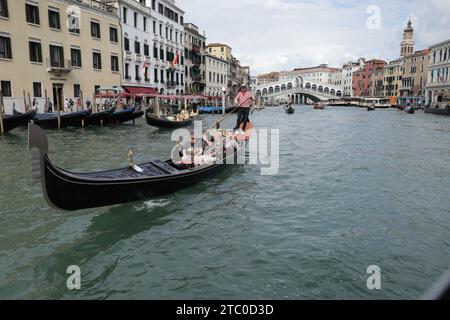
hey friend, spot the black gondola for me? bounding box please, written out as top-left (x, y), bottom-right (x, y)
top-left (367, 106), bottom-right (376, 111)
top-left (85, 106), bottom-right (116, 125)
top-left (405, 106), bottom-right (415, 114)
top-left (34, 109), bottom-right (92, 128)
top-left (424, 106), bottom-right (450, 116)
top-left (108, 107), bottom-right (143, 124)
top-left (284, 105), bottom-right (295, 114)
top-left (28, 123), bottom-right (246, 211)
top-left (2, 108), bottom-right (37, 132)
top-left (145, 109), bottom-right (194, 128)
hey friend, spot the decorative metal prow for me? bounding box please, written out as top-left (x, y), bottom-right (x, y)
top-left (28, 123), bottom-right (49, 184)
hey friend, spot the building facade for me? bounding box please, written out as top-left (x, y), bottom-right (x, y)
top-left (399, 49), bottom-right (429, 105)
top-left (0, 0), bottom-right (122, 113)
top-left (183, 23), bottom-right (206, 94)
top-left (205, 54), bottom-right (228, 98)
top-left (341, 59), bottom-right (365, 97)
top-left (119, 0), bottom-right (185, 95)
top-left (426, 39), bottom-right (450, 106)
top-left (352, 59), bottom-right (386, 97)
top-left (382, 59), bottom-right (403, 98)
top-left (207, 43), bottom-right (232, 62)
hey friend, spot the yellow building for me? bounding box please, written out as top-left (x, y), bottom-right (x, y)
top-left (0, 0), bottom-right (122, 113)
top-left (206, 43), bottom-right (232, 62)
top-left (382, 58), bottom-right (403, 99)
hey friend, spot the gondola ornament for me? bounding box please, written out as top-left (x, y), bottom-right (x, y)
top-left (128, 148), bottom-right (144, 173)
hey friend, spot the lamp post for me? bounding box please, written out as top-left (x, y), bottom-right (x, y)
top-left (222, 86), bottom-right (226, 115)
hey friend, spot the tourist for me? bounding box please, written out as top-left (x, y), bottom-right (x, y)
top-left (234, 84), bottom-right (255, 132)
top-left (47, 99), bottom-right (53, 113)
top-left (64, 99), bottom-right (69, 112)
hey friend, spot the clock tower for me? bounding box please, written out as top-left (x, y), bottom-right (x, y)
top-left (400, 20), bottom-right (415, 57)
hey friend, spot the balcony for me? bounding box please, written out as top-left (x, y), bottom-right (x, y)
top-left (46, 58), bottom-right (72, 73)
top-left (166, 81), bottom-right (177, 89)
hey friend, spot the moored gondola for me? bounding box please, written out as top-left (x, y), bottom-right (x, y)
top-left (85, 106), bottom-right (116, 125)
top-left (34, 109), bottom-right (92, 129)
top-left (28, 123), bottom-right (247, 211)
top-left (2, 108), bottom-right (37, 132)
top-left (108, 106), bottom-right (143, 124)
top-left (145, 109), bottom-right (194, 128)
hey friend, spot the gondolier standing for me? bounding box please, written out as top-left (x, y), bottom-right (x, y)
top-left (234, 84), bottom-right (255, 131)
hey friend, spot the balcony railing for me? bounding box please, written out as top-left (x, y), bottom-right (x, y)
top-left (46, 58), bottom-right (72, 73)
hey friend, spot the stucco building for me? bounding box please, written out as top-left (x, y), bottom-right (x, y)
top-left (426, 39), bottom-right (450, 107)
top-left (352, 59), bottom-right (387, 97)
top-left (183, 23), bottom-right (206, 94)
top-left (0, 0), bottom-right (122, 113)
top-left (205, 54), bottom-right (228, 98)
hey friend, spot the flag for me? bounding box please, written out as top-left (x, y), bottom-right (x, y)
top-left (172, 53), bottom-right (179, 67)
top-left (142, 62), bottom-right (149, 80)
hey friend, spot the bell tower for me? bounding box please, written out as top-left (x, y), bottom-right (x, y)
top-left (400, 19), bottom-right (415, 57)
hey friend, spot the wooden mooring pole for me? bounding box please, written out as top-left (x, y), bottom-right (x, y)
top-left (0, 89), bottom-right (5, 135)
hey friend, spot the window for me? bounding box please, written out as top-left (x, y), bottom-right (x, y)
top-left (0, 0), bottom-right (9, 18)
top-left (122, 63), bottom-right (129, 81)
top-left (124, 37), bottom-right (130, 51)
top-left (33, 82), bottom-right (42, 97)
top-left (26, 3), bottom-right (40, 25)
top-left (160, 48), bottom-right (164, 60)
top-left (68, 11), bottom-right (80, 34)
top-left (74, 84), bottom-right (80, 98)
top-left (95, 85), bottom-right (100, 94)
top-left (144, 44), bottom-right (149, 56)
top-left (48, 9), bottom-right (60, 29)
top-left (93, 52), bottom-right (102, 70)
top-left (123, 7), bottom-right (127, 24)
top-left (154, 68), bottom-right (158, 82)
top-left (49, 45), bottom-right (64, 68)
top-left (159, 24), bottom-right (162, 36)
top-left (134, 12), bottom-right (138, 28)
top-left (143, 17), bottom-right (147, 32)
top-left (71, 48), bottom-right (82, 67)
top-left (91, 21), bottom-right (101, 39)
top-left (160, 69), bottom-right (164, 83)
top-left (153, 46), bottom-right (158, 59)
top-left (134, 41), bottom-right (140, 54)
top-left (29, 41), bottom-right (42, 63)
top-left (111, 55), bottom-right (119, 72)
top-left (1, 80), bottom-right (11, 96)
top-left (110, 27), bottom-right (118, 43)
top-left (135, 65), bottom-right (140, 81)
top-left (152, 0), bottom-right (156, 10)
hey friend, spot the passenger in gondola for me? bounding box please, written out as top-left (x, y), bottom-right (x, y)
top-left (47, 99), bottom-right (53, 113)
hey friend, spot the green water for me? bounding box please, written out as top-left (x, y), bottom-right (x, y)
top-left (0, 106), bottom-right (449, 299)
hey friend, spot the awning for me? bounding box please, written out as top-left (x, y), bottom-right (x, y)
top-left (123, 86), bottom-right (158, 96)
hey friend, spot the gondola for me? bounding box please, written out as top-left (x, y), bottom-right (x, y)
top-left (314, 103), bottom-right (325, 110)
top-left (424, 106), bottom-right (450, 116)
top-left (145, 109), bottom-right (194, 129)
top-left (2, 108), bottom-right (37, 132)
top-left (33, 109), bottom-right (92, 129)
top-left (284, 105), bottom-right (295, 114)
top-left (108, 106), bottom-right (143, 124)
top-left (405, 106), bottom-right (415, 114)
top-left (85, 106), bottom-right (116, 125)
top-left (28, 123), bottom-right (247, 211)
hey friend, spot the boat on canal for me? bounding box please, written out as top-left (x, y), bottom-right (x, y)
top-left (85, 106), bottom-right (117, 125)
top-left (28, 123), bottom-right (250, 211)
top-left (108, 106), bottom-right (144, 124)
top-left (33, 108), bottom-right (92, 129)
top-left (145, 109), bottom-right (194, 129)
top-left (2, 108), bottom-right (37, 132)
top-left (284, 104), bottom-right (295, 114)
top-left (314, 102), bottom-right (325, 110)
top-left (405, 106), bottom-right (415, 114)
top-left (424, 105), bottom-right (450, 116)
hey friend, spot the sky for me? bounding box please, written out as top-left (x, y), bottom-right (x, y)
top-left (176, 0), bottom-right (450, 75)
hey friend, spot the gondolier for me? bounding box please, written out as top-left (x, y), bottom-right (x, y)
top-left (234, 84), bottom-right (255, 131)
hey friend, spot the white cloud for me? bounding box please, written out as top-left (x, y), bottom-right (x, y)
top-left (176, 0), bottom-right (450, 74)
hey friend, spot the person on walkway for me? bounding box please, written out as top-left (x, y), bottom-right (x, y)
top-left (234, 84), bottom-right (255, 132)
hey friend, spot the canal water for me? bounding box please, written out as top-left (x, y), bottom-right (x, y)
top-left (0, 105), bottom-right (449, 299)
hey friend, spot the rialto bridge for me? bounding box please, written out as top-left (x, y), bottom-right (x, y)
top-left (253, 76), bottom-right (343, 104)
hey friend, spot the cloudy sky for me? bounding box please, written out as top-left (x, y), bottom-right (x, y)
top-left (176, 0), bottom-right (450, 75)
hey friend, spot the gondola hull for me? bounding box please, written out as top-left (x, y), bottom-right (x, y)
top-left (84, 107), bottom-right (116, 125)
top-left (28, 123), bottom-right (242, 211)
top-left (34, 109), bottom-right (92, 128)
top-left (285, 107), bottom-right (295, 114)
top-left (145, 111), bottom-right (193, 128)
top-left (108, 108), bottom-right (143, 124)
top-left (2, 109), bottom-right (37, 132)
top-left (424, 107), bottom-right (450, 116)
